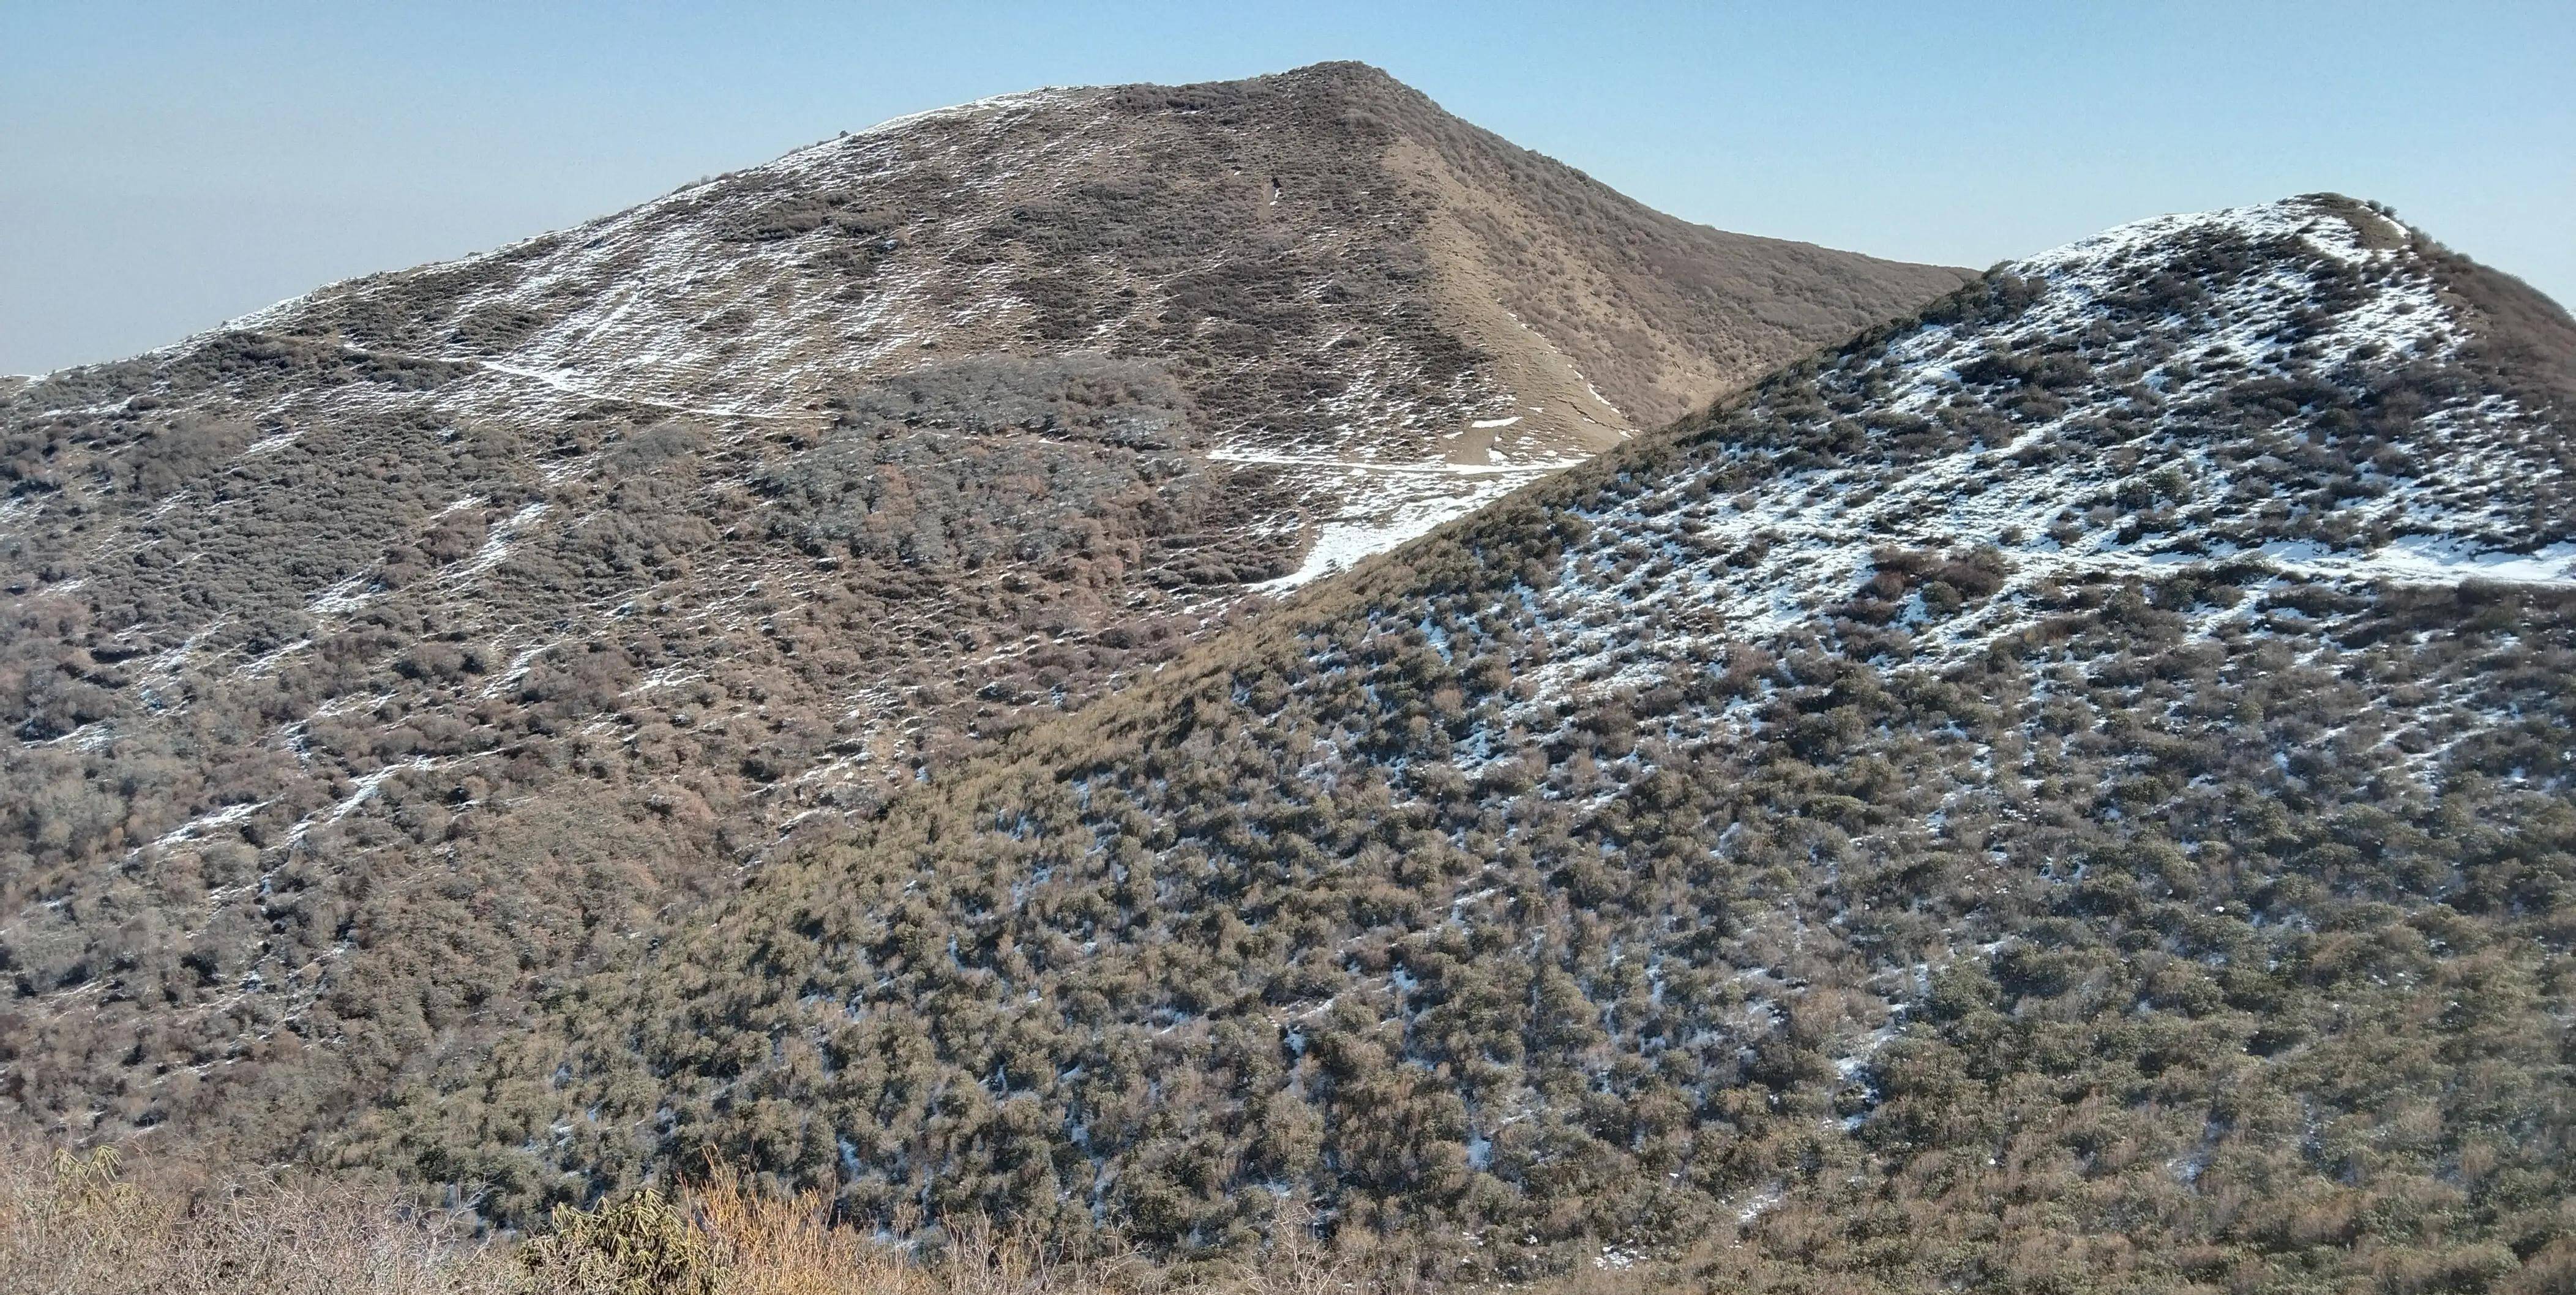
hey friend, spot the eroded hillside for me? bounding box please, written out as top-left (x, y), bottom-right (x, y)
top-left (408, 197), bottom-right (2576, 1290)
top-left (0, 64), bottom-right (1966, 1163)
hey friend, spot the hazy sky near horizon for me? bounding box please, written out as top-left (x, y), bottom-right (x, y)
top-left (5, 1), bottom-right (2569, 375)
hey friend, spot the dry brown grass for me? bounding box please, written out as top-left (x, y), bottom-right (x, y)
top-left (523, 1166), bottom-right (1417, 1295)
top-left (1, 1139), bottom-right (1579, 1295)
top-left (517, 1165), bottom-right (1147, 1295)
top-left (0, 1140), bottom-right (512, 1295)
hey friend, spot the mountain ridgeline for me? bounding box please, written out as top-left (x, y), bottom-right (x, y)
top-left (0, 65), bottom-right (1966, 1185)
top-left (374, 196), bottom-right (2576, 1291)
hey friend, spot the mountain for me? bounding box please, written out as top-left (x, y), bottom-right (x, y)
top-left (0, 65), bottom-right (1967, 1166)
top-left (394, 196), bottom-right (2576, 1289)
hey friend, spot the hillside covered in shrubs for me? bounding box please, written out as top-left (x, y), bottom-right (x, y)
top-left (0, 64), bottom-right (1965, 1172)
top-left (376, 196), bottom-right (2576, 1293)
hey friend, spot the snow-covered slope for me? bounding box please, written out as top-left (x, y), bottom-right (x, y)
top-left (419, 196), bottom-right (2576, 1284)
top-left (1513, 195), bottom-right (2576, 702)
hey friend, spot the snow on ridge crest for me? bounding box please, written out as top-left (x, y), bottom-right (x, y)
top-left (836, 86), bottom-right (1079, 151)
top-left (1503, 194), bottom-right (2567, 712)
top-left (2001, 195), bottom-right (2458, 370)
top-left (2017, 196), bottom-right (2387, 275)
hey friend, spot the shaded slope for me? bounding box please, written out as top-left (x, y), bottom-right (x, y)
top-left (404, 198), bottom-right (2576, 1290)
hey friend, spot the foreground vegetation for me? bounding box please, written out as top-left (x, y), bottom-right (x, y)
top-left (2, 1138), bottom-right (505, 1294)
top-left (2, 1134), bottom-right (1672, 1295)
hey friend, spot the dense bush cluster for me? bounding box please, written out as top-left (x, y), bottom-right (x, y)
top-left (361, 203), bottom-right (2576, 1291)
top-left (381, 562), bottom-right (2576, 1287)
top-left (12, 64), bottom-right (2566, 1295)
top-left (0, 64), bottom-right (1966, 1178)
top-left (0, 350), bottom-right (1295, 1159)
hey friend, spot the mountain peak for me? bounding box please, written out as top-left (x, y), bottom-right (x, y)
top-left (0, 62), bottom-right (1966, 1170)
top-left (1117, 59), bottom-right (1413, 102)
top-left (1240, 58), bottom-right (1409, 92)
top-left (799, 63), bottom-right (1415, 155)
top-left (1272, 57), bottom-right (1401, 81)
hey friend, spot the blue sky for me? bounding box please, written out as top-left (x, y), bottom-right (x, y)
top-left (5, 0), bottom-right (2569, 375)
